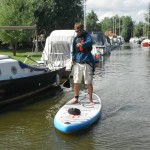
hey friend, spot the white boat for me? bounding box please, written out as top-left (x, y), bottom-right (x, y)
top-left (129, 37), bottom-right (141, 44)
top-left (0, 55), bottom-right (65, 107)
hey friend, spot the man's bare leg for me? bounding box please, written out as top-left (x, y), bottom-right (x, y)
top-left (71, 83), bottom-right (80, 104)
top-left (88, 83), bottom-right (94, 104)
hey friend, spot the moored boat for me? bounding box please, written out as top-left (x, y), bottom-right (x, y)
top-left (141, 39), bottom-right (150, 48)
top-left (0, 55), bottom-right (65, 107)
top-left (91, 31), bottom-right (112, 61)
top-left (39, 30), bottom-right (76, 72)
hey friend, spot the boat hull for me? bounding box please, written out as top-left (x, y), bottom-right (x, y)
top-left (141, 39), bottom-right (150, 48)
top-left (0, 67), bottom-right (65, 107)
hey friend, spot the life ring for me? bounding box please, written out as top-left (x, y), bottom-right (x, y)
top-left (56, 74), bottom-right (60, 86)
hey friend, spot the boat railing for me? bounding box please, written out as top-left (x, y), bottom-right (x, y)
top-left (47, 52), bottom-right (64, 70)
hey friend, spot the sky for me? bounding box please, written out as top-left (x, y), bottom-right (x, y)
top-left (86, 0), bottom-right (149, 23)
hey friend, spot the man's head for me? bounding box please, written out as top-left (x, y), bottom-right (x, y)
top-left (74, 23), bottom-right (84, 35)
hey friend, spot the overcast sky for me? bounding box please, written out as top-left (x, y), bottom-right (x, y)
top-left (86, 0), bottom-right (149, 23)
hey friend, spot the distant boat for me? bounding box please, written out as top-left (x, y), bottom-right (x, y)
top-left (91, 31), bottom-right (112, 62)
top-left (117, 36), bottom-right (125, 45)
top-left (141, 39), bottom-right (150, 48)
top-left (129, 37), bottom-right (141, 44)
top-left (0, 55), bottom-right (65, 107)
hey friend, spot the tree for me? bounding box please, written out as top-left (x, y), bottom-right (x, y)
top-left (0, 0), bottom-right (83, 55)
top-left (101, 15), bottom-right (123, 36)
top-left (134, 22), bottom-right (144, 37)
top-left (86, 10), bottom-right (100, 32)
top-left (121, 16), bottom-right (134, 42)
top-left (144, 3), bottom-right (150, 38)
top-left (32, 0), bottom-right (83, 36)
top-left (101, 17), bottom-right (113, 33)
top-left (0, 0), bottom-right (35, 56)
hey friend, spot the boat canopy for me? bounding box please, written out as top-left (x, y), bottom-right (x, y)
top-left (41, 30), bottom-right (76, 70)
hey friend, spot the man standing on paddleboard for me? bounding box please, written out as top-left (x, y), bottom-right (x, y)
top-left (71, 22), bottom-right (95, 105)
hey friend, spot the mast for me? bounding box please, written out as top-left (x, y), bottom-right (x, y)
top-left (84, 0), bottom-right (86, 30)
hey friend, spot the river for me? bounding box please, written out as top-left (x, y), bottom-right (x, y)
top-left (0, 44), bottom-right (150, 150)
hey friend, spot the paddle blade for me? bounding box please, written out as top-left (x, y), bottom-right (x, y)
top-left (62, 78), bottom-right (70, 88)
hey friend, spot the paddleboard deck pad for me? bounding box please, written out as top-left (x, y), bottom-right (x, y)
top-left (54, 93), bottom-right (102, 133)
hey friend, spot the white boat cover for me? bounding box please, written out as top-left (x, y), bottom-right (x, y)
top-left (41, 30), bottom-right (76, 70)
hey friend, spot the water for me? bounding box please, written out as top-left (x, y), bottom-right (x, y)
top-left (0, 44), bottom-right (150, 150)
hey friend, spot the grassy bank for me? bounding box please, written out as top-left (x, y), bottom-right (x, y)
top-left (0, 49), bottom-right (42, 65)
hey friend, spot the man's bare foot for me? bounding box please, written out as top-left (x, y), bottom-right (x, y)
top-left (90, 101), bottom-right (95, 105)
top-left (71, 99), bottom-right (78, 104)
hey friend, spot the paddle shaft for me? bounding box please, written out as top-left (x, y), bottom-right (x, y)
top-left (62, 65), bottom-right (74, 88)
top-left (67, 64), bottom-right (74, 79)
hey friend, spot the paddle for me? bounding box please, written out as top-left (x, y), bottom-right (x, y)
top-left (62, 65), bottom-right (73, 88)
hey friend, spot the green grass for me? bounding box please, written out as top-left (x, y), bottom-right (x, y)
top-left (0, 49), bottom-right (42, 65)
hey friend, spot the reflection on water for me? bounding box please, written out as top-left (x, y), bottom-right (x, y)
top-left (0, 43), bottom-right (150, 149)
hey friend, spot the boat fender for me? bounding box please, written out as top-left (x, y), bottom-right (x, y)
top-left (68, 108), bottom-right (81, 115)
top-left (56, 74), bottom-right (60, 86)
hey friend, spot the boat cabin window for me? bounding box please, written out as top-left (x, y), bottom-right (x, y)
top-left (11, 66), bottom-right (17, 75)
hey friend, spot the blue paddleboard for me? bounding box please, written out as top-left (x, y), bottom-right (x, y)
top-left (54, 93), bottom-right (102, 133)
